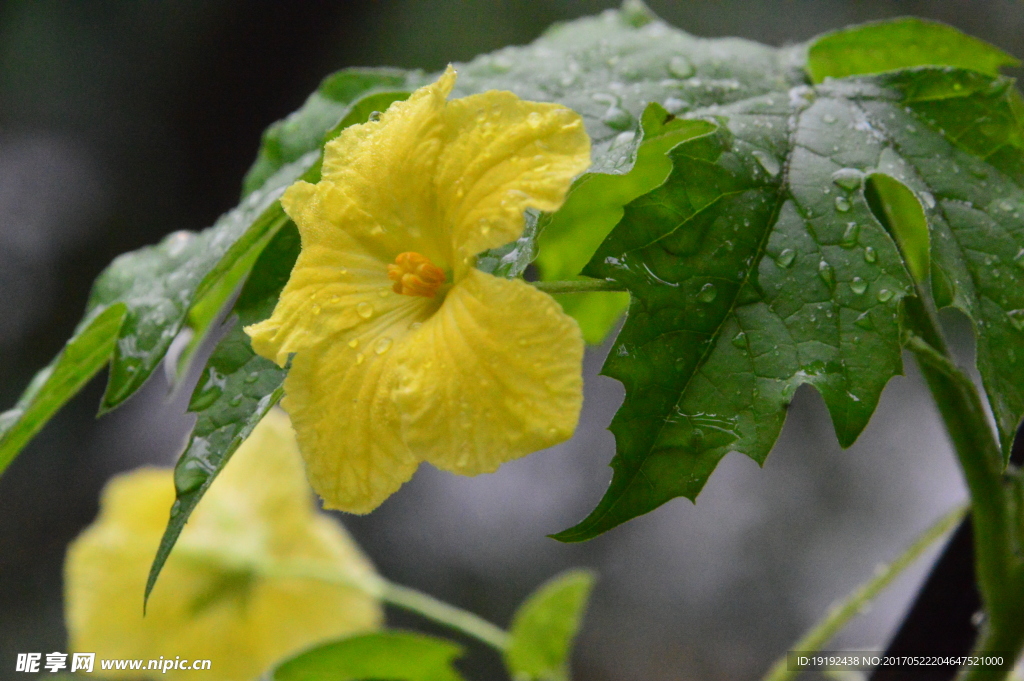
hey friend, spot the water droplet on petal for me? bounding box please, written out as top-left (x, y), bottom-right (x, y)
top-left (527, 111), bottom-right (544, 129)
top-left (311, 304), bottom-right (321, 315)
top-left (374, 337), bottom-right (393, 355)
top-left (355, 353), bottom-right (365, 365)
top-left (348, 339), bottom-right (359, 348)
top-left (834, 196), bottom-right (852, 213)
top-left (850, 277), bottom-right (867, 295)
top-left (409, 321), bottom-right (423, 331)
top-left (356, 302), bottom-right (374, 319)
top-left (864, 246), bottom-right (877, 263)
top-left (776, 248), bottom-right (796, 268)
top-left (697, 283), bottom-right (718, 303)
top-left (877, 289), bottom-right (894, 303)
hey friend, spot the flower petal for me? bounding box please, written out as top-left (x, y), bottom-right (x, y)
top-left (246, 182), bottom-right (439, 365)
top-left (436, 92), bottom-right (591, 267)
top-left (280, 306), bottom-right (428, 513)
top-left (317, 66), bottom-right (457, 268)
top-left (393, 270), bottom-right (584, 474)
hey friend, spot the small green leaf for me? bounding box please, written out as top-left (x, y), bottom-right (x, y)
top-left (504, 570), bottom-right (595, 681)
top-left (807, 17), bottom-right (1019, 83)
top-left (866, 173), bottom-right (931, 284)
top-left (536, 104), bottom-right (714, 343)
top-left (145, 224), bottom-right (298, 605)
top-left (273, 632), bottom-right (466, 681)
top-left (242, 68), bottom-right (423, 196)
top-left (0, 304), bottom-right (127, 475)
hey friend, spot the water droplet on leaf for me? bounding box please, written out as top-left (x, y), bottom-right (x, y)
top-left (818, 261), bottom-right (835, 290)
top-left (731, 331), bottom-right (747, 349)
top-left (751, 150), bottom-right (780, 177)
top-left (864, 246), bottom-right (877, 263)
top-left (1008, 310), bottom-right (1024, 331)
top-left (668, 55), bottom-right (694, 78)
top-left (776, 248), bottom-right (796, 268)
top-left (850, 277), bottom-right (867, 295)
top-left (834, 196), bottom-right (852, 213)
top-left (854, 311), bottom-right (874, 329)
top-left (841, 223), bottom-right (860, 248)
top-left (831, 168), bottom-right (863, 190)
top-left (697, 283), bottom-right (718, 303)
top-left (877, 289), bottom-right (894, 302)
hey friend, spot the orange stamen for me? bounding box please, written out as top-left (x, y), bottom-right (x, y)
top-left (387, 252), bottom-right (446, 298)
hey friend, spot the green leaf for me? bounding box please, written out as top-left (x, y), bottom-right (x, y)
top-left (866, 173), bottom-right (930, 284)
top-left (557, 66), bottom-right (1024, 541)
top-left (504, 570), bottom-right (595, 681)
top-left (0, 304), bottom-right (126, 475)
top-left (807, 17), bottom-right (1019, 84)
top-left (241, 68), bottom-right (423, 196)
top-left (535, 104), bottom-right (714, 343)
top-left (145, 224), bottom-right (298, 605)
top-left (273, 632), bottom-right (465, 681)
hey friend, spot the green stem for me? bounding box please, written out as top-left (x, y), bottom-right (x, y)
top-left (762, 504), bottom-right (968, 681)
top-left (257, 559), bottom-right (510, 651)
top-left (530, 279), bottom-right (627, 294)
top-left (903, 296), bottom-right (1024, 680)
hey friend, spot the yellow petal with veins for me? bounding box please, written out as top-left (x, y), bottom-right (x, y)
top-left (282, 308), bottom-right (428, 512)
top-left (392, 269), bottom-right (583, 474)
top-left (436, 91), bottom-right (591, 272)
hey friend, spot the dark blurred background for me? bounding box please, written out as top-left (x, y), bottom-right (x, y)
top-left (2, 2), bottom-right (1022, 680)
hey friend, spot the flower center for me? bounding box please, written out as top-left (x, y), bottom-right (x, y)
top-left (387, 252), bottom-right (446, 298)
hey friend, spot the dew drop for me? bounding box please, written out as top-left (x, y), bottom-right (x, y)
top-left (731, 331), bottom-right (747, 349)
top-left (840, 222), bottom-right (860, 248)
top-left (409, 321), bottom-right (423, 331)
top-left (850, 277), bottom-right (867, 295)
top-left (1015, 249), bottom-right (1024, 269)
top-left (378, 290), bottom-right (390, 298)
top-left (174, 461), bottom-right (207, 495)
top-left (822, 114), bottom-right (837, 124)
top-left (877, 289), bottom-right (894, 303)
top-left (348, 338), bottom-right (359, 348)
top-left (776, 248), bottom-right (796, 268)
top-left (921, 192), bottom-right (936, 209)
top-left (834, 196), bottom-right (852, 213)
top-left (818, 261), bottom-right (835, 290)
top-left (864, 246), bottom-right (877, 263)
top-left (244, 371), bottom-right (260, 384)
top-left (601, 105), bottom-right (634, 131)
top-left (374, 337), bottom-right (393, 355)
top-left (229, 394), bottom-right (243, 407)
top-left (831, 168), bottom-right (863, 190)
top-left (854, 311), bottom-right (874, 330)
top-left (356, 302), bottom-right (374, 319)
top-left (1008, 310), bottom-right (1024, 331)
top-left (668, 55), bottom-right (695, 78)
top-left (697, 283), bottom-right (718, 303)
top-left (751, 150), bottom-right (780, 177)
top-left (311, 304), bottom-right (321, 315)
top-left (526, 111), bottom-right (544, 129)
top-left (355, 353), bottom-right (365, 365)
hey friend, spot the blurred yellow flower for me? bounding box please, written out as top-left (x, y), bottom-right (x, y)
top-left (245, 66), bottom-right (591, 513)
top-left (65, 410), bottom-right (382, 681)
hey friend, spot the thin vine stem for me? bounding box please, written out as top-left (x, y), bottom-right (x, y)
top-left (761, 504), bottom-right (968, 681)
top-left (256, 558), bottom-right (511, 651)
top-left (529, 279), bottom-right (627, 294)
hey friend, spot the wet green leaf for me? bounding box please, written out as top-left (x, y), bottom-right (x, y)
top-left (0, 304), bottom-right (126, 475)
top-left (807, 17), bottom-right (1019, 83)
top-left (273, 632), bottom-right (465, 681)
top-left (557, 66), bottom-right (1024, 541)
top-left (504, 570), bottom-right (595, 681)
top-left (536, 104), bottom-right (713, 343)
top-left (145, 224), bottom-right (298, 605)
top-left (241, 68), bottom-right (423, 196)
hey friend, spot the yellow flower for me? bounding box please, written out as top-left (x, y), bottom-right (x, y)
top-left (65, 410), bottom-right (382, 681)
top-left (245, 67), bottom-right (591, 513)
